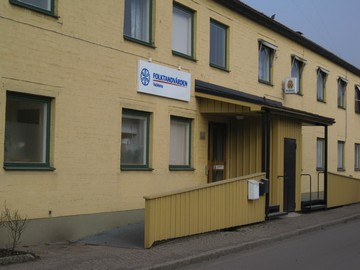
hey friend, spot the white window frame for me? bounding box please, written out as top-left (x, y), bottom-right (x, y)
top-left (172, 3), bottom-right (194, 58)
top-left (355, 85), bottom-right (360, 114)
top-left (355, 143), bottom-right (360, 171)
top-left (317, 68), bottom-right (328, 102)
top-left (258, 40), bottom-right (277, 84)
top-left (337, 141), bottom-right (345, 171)
top-left (291, 56), bottom-right (306, 94)
top-left (316, 138), bottom-right (325, 171)
top-left (169, 116), bottom-right (192, 170)
top-left (124, 0), bottom-right (152, 44)
top-left (337, 78), bottom-right (347, 109)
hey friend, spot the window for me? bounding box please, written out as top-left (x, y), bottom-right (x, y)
top-left (258, 41), bottom-right (276, 84)
top-left (337, 141), bottom-right (345, 170)
top-left (169, 116), bottom-right (192, 169)
top-left (316, 138), bottom-right (325, 170)
top-left (337, 78), bottom-right (347, 109)
top-left (355, 85), bottom-right (360, 114)
top-left (210, 19), bottom-right (227, 69)
top-left (124, 0), bottom-right (152, 44)
top-left (172, 3), bottom-right (194, 58)
top-left (355, 144), bottom-right (360, 171)
top-left (121, 109), bottom-right (150, 170)
top-left (317, 68), bottom-right (328, 102)
top-left (291, 56), bottom-right (305, 94)
top-left (4, 92), bottom-right (52, 170)
top-left (10, 0), bottom-right (55, 16)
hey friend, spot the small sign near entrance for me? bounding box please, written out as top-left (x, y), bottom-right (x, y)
top-left (213, 165), bottom-right (224, 170)
top-left (138, 60), bottom-right (191, 102)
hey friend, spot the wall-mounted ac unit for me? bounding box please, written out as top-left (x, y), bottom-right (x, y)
top-left (284, 77), bottom-right (299, 94)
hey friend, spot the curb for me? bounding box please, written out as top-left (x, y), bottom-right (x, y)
top-left (142, 213), bottom-right (360, 270)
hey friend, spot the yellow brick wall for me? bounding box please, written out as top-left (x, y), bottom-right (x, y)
top-left (1, 0), bottom-right (360, 220)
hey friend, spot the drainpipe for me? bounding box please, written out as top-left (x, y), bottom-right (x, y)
top-left (324, 125), bottom-right (328, 207)
top-left (262, 110), bottom-right (271, 218)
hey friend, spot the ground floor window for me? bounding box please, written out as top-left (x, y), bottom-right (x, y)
top-left (337, 141), bottom-right (345, 171)
top-left (169, 116), bottom-right (192, 169)
top-left (121, 109), bottom-right (150, 170)
top-left (355, 143), bottom-right (360, 171)
top-left (316, 138), bottom-right (325, 170)
top-left (4, 92), bottom-right (52, 169)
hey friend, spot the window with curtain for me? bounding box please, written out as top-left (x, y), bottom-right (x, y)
top-left (4, 92), bottom-right (52, 169)
top-left (169, 116), bottom-right (191, 169)
top-left (337, 141), bottom-right (345, 170)
top-left (337, 78), bottom-right (347, 109)
top-left (121, 109), bottom-right (150, 169)
top-left (124, 0), bottom-right (151, 44)
top-left (316, 138), bottom-right (325, 170)
top-left (258, 43), bottom-right (274, 83)
top-left (10, 0), bottom-right (54, 15)
top-left (355, 86), bottom-right (360, 113)
top-left (355, 144), bottom-right (360, 170)
top-left (291, 57), bottom-right (305, 94)
top-left (317, 69), bottom-right (327, 102)
top-left (172, 4), bottom-right (194, 58)
top-left (210, 19), bottom-right (227, 69)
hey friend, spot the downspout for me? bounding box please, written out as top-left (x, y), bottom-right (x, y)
top-left (324, 125), bottom-right (328, 207)
top-left (262, 110), bottom-right (271, 218)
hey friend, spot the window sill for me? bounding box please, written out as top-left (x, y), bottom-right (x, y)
top-left (3, 165), bottom-right (56, 171)
top-left (316, 168), bottom-right (325, 172)
top-left (121, 167), bottom-right (154, 172)
top-left (172, 51), bottom-right (197, 62)
top-left (258, 79), bottom-right (273, 87)
top-left (123, 35), bottom-right (155, 48)
top-left (317, 99), bottom-right (326, 104)
top-left (169, 166), bottom-right (195, 171)
top-left (337, 168), bottom-right (346, 172)
top-left (210, 63), bottom-right (229, 72)
top-left (337, 106), bottom-right (346, 110)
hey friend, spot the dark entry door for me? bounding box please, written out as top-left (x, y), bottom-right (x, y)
top-left (208, 123), bottom-right (227, 183)
top-left (284, 138), bottom-right (296, 212)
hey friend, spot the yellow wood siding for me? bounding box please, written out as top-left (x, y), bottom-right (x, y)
top-left (144, 173), bottom-right (266, 248)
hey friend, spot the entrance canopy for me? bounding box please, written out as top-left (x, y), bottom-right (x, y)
top-left (195, 80), bottom-right (335, 126)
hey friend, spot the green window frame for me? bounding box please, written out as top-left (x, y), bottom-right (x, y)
top-left (210, 19), bottom-right (228, 70)
top-left (337, 141), bottom-right (345, 171)
top-left (169, 116), bottom-right (193, 170)
top-left (121, 109), bottom-right (151, 171)
top-left (337, 78), bottom-right (347, 109)
top-left (172, 3), bottom-right (195, 59)
top-left (123, 0), bottom-right (153, 46)
top-left (9, 0), bottom-right (56, 17)
top-left (4, 92), bottom-right (53, 171)
top-left (355, 143), bottom-right (360, 171)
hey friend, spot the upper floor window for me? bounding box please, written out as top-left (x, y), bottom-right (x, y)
top-left (337, 141), bottom-right (345, 171)
top-left (291, 56), bottom-right (306, 94)
top-left (172, 3), bottom-right (194, 59)
top-left (4, 92), bottom-right (53, 170)
top-left (337, 78), bottom-right (347, 109)
top-left (124, 0), bottom-right (152, 45)
top-left (258, 40), bottom-right (276, 84)
top-left (317, 68), bottom-right (328, 102)
top-left (355, 85), bottom-right (360, 114)
top-left (169, 116), bottom-right (192, 170)
top-left (210, 19), bottom-right (228, 70)
top-left (10, 0), bottom-right (55, 16)
top-left (316, 138), bottom-right (325, 171)
top-left (121, 109), bottom-right (150, 170)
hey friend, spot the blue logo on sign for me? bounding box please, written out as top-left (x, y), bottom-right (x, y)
top-left (140, 68), bottom-right (150, 86)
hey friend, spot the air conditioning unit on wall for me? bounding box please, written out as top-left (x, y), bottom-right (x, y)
top-left (284, 77), bottom-right (299, 94)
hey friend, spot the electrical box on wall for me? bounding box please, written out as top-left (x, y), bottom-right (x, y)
top-left (248, 179), bottom-right (260, 200)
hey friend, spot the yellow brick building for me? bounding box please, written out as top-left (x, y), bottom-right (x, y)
top-left (0, 0), bottom-right (359, 245)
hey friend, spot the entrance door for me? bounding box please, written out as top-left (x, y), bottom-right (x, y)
top-left (208, 123), bottom-right (227, 183)
top-left (284, 138), bottom-right (296, 212)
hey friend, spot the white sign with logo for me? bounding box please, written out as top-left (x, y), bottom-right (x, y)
top-left (138, 60), bottom-right (191, 102)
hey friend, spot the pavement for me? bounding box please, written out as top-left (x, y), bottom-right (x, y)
top-left (4, 203), bottom-right (360, 270)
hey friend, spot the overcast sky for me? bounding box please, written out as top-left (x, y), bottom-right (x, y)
top-left (241, 0), bottom-right (360, 69)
